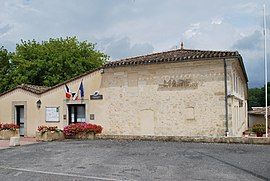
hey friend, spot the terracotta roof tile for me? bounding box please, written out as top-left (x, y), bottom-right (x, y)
top-left (0, 84), bottom-right (50, 97)
top-left (17, 84), bottom-right (51, 94)
top-left (104, 48), bottom-right (240, 68)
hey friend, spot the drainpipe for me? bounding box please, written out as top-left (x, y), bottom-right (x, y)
top-left (223, 58), bottom-right (229, 136)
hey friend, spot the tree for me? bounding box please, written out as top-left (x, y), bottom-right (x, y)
top-left (248, 83), bottom-right (270, 110)
top-left (0, 37), bottom-right (108, 93)
top-left (0, 47), bottom-right (13, 93)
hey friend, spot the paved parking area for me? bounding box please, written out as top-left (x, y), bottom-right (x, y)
top-left (0, 139), bottom-right (269, 181)
top-left (0, 137), bottom-right (37, 150)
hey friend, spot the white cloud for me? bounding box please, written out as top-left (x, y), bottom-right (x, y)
top-left (0, 0), bottom-right (268, 87)
top-left (234, 2), bottom-right (261, 15)
top-left (183, 23), bottom-right (200, 39)
top-left (95, 36), bottom-right (154, 60)
top-left (211, 17), bottom-right (223, 25)
top-left (0, 24), bottom-right (13, 38)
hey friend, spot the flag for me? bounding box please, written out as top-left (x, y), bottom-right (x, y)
top-left (72, 80), bottom-right (84, 100)
top-left (72, 92), bottom-right (78, 100)
top-left (79, 80), bottom-right (84, 98)
top-left (65, 84), bottom-right (72, 99)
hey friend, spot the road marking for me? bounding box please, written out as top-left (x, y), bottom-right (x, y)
top-left (14, 171), bottom-right (22, 176)
top-left (0, 166), bottom-right (125, 181)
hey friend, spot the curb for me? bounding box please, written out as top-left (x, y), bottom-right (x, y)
top-left (96, 135), bottom-right (270, 145)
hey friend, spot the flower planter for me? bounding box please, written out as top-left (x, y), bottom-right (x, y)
top-left (36, 131), bottom-right (64, 142)
top-left (65, 131), bottom-right (95, 140)
top-left (256, 132), bottom-right (264, 137)
top-left (0, 129), bottom-right (19, 140)
top-left (63, 123), bottom-right (102, 140)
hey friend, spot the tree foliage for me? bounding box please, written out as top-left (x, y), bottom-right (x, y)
top-left (0, 37), bottom-right (107, 93)
top-left (0, 47), bottom-right (13, 93)
top-left (248, 83), bottom-right (270, 110)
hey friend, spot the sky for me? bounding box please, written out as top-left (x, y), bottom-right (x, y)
top-left (0, 0), bottom-right (269, 88)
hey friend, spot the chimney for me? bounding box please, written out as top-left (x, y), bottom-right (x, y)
top-left (180, 42), bottom-right (184, 49)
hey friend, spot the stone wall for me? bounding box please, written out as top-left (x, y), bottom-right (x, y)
top-left (0, 129), bottom-right (19, 140)
top-left (0, 58), bottom-right (248, 137)
top-left (98, 60), bottom-right (233, 137)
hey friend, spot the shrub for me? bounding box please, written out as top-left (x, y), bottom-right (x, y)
top-left (0, 123), bottom-right (19, 131)
top-left (37, 126), bottom-right (60, 134)
top-left (63, 122), bottom-right (103, 136)
top-left (252, 123), bottom-right (266, 134)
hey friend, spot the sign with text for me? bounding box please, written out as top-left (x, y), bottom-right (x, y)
top-left (90, 94), bottom-right (103, 100)
top-left (45, 107), bottom-right (60, 122)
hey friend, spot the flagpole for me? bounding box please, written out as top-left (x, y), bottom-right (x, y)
top-left (263, 4), bottom-right (268, 137)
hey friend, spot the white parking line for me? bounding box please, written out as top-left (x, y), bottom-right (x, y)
top-left (13, 171), bottom-right (22, 177)
top-left (0, 166), bottom-right (125, 181)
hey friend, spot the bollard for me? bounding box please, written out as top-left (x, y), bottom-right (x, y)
top-left (9, 137), bottom-right (20, 147)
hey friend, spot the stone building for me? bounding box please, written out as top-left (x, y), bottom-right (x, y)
top-left (248, 107), bottom-right (270, 128)
top-left (0, 47), bottom-right (248, 137)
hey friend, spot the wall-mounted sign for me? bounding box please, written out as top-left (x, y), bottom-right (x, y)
top-left (90, 114), bottom-right (95, 120)
top-left (90, 94), bottom-right (103, 100)
top-left (45, 107), bottom-right (60, 122)
top-left (90, 91), bottom-right (103, 100)
top-left (159, 79), bottom-right (198, 89)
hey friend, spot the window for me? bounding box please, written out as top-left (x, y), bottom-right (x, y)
top-left (236, 77), bottom-right (238, 93)
top-left (68, 104), bottom-right (86, 124)
top-left (77, 106), bottom-right (86, 122)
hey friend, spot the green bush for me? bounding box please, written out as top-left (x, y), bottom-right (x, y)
top-left (252, 123), bottom-right (266, 134)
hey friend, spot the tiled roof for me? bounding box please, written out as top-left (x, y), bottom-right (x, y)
top-left (17, 84), bottom-right (51, 94)
top-left (104, 48), bottom-right (241, 68)
top-left (249, 107), bottom-right (270, 116)
top-left (0, 48), bottom-right (248, 97)
top-left (0, 84), bottom-right (50, 97)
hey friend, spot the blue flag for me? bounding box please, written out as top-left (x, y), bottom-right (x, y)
top-left (79, 80), bottom-right (84, 98)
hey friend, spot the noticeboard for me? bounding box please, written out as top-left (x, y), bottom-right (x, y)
top-left (45, 107), bottom-right (60, 122)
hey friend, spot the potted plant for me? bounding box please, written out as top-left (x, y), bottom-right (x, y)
top-left (252, 123), bottom-right (266, 137)
top-left (36, 126), bottom-right (64, 141)
top-left (63, 122), bottom-right (102, 139)
top-left (0, 123), bottom-right (19, 139)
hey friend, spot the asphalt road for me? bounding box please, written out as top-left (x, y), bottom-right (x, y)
top-left (0, 139), bottom-right (269, 181)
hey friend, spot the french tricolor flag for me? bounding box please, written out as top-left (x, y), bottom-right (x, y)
top-left (72, 80), bottom-right (84, 100)
top-left (65, 84), bottom-right (72, 99)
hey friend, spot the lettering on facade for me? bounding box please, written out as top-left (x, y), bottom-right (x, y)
top-left (159, 79), bottom-right (198, 89)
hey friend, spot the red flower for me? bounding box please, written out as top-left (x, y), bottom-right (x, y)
top-left (0, 123), bottom-right (19, 131)
top-left (63, 122), bottom-right (103, 136)
top-left (37, 126), bottom-right (59, 133)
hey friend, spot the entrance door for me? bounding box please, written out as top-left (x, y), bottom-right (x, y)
top-left (16, 106), bottom-right (24, 136)
top-left (68, 104), bottom-right (86, 124)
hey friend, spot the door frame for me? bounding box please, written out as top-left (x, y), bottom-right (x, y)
top-left (16, 105), bottom-right (24, 136)
top-left (67, 104), bottom-right (86, 124)
top-left (12, 101), bottom-right (27, 137)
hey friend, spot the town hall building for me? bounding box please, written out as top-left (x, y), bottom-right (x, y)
top-left (0, 47), bottom-right (248, 137)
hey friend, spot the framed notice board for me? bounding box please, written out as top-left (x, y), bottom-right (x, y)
top-left (45, 107), bottom-right (60, 122)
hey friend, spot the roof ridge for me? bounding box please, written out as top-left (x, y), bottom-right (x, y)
top-left (109, 48), bottom-right (239, 64)
top-left (18, 84), bottom-right (50, 88)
